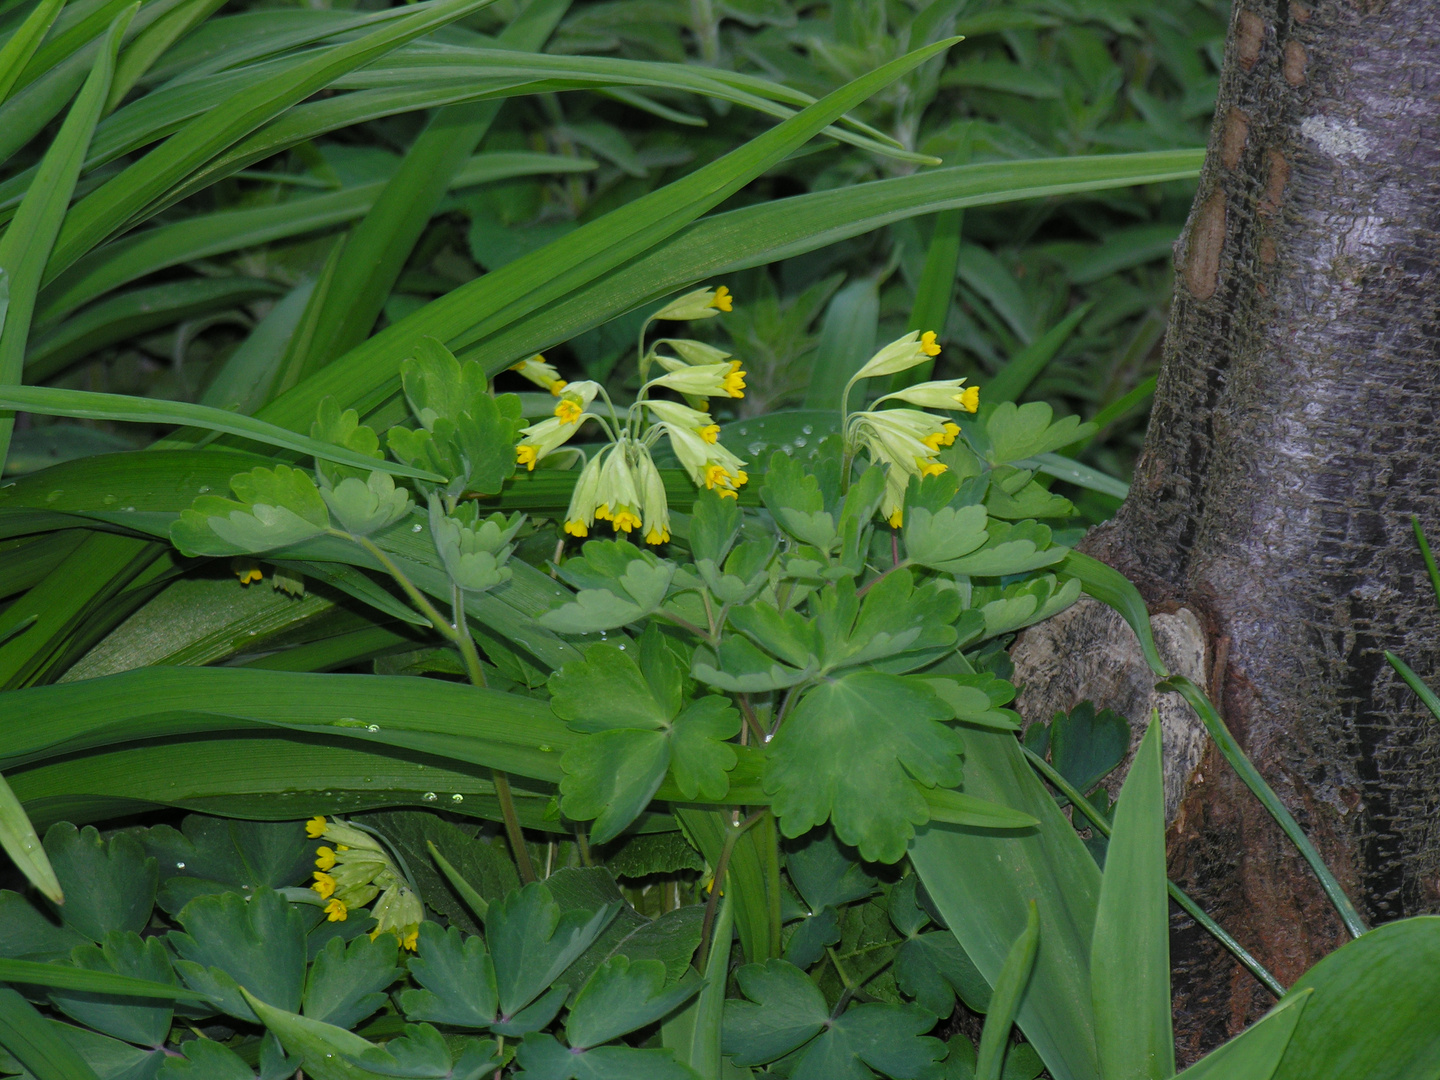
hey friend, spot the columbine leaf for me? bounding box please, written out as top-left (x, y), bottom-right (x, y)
top-left (303, 934), bottom-right (401, 1030)
top-left (349, 1023), bottom-right (501, 1079)
top-left (51, 932), bottom-right (176, 1047)
top-left (977, 575), bottom-right (1081, 638)
top-left (834, 570), bottom-right (959, 671)
top-left (312, 397), bottom-right (383, 487)
top-left (170, 464), bottom-right (330, 557)
top-left (794, 1004), bottom-right (946, 1080)
top-left (561, 729), bottom-right (671, 845)
top-left (43, 824), bottom-right (157, 942)
top-left (565, 957), bottom-right (701, 1049)
top-left (940, 521), bottom-right (1067, 578)
top-left (543, 544), bottom-right (678, 633)
top-left (322, 472), bottom-right (413, 537)
top-left (429, 500), bottom-right (521, 593)
top-left (722, 959), bottom-right (828, 1065)
top-left (923, 674), bottom-right (1021, 731)
top-left (692, 634), bottom-right (817, 693)
top-left (890, 878), bottom-right (990, 1019)
top-left (169, 888), bottom-right (307, 1022)
top-left (766, 673), bottom-right (964, 863)
top-left (689, 488), bottom-right (742, 565)
top-left (400, 922), bottom-right (500, 1030)
top-left (785, 828), bottom-right (881, 914)
top-left (902, 504), bottom-right (990, 572)
top-left (668, 696), bottom-right (740, 801)
top-left (158, 1037), bottom-right (257, 1079)
top-left (981, 402), bottom-right (1096, 465)
top-left (760, 450), bottom-right (836, 551)
top-left (487, 882), bottom-right (617, 1024)
top-left (549, 640), bottom-right (677, 732)
top-left (514, 1033), bottom-right (699, 1080)
top-left (143, 815), bottom-right (314, 916)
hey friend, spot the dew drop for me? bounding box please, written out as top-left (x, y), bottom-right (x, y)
top-left (197, 485), bottom-right (211, 493)
top-left (451, 794), bottom-right (464, 803)
top-left (175, 862), bottom-right (186, 869)
top-left (782, 445), bottom-right (794, 455)
top-left (412, 523), bottom-right (424, 532)
top-left (538, 744), bottom-right (553, 753)
top-left (736, 425), bottom-right (749, 435)
top-left (748, 441), bottom-right (765, 455)
top-left (44, 490), bottom-right (63, 503)
top-left (801, 424), bottom-right (813, 435)
top-left (101, 494), bottom-right (118, 506)
top-left (422, 792), bottom-right (438, 802)
top-left (366, 724), bottom-right (380, 733)
top-left (794, 437), bottom-right (807, 448)
top-left (120, 506), bottom-right (135, 512)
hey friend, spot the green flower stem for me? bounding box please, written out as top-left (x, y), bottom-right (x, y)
top-left (764, 809), bottom-right (783, 957)
top-left (697, 809), bottom-right (766, 972)
top-left (351, 534), bottom-right (449, 635)
top-left (736, 695), bottom-right (767, 744)
top-left (355, 532), bottom-right (537, 885)
top-left (450, 581), bottom-right (538, 886)
top-left (1021, 744), bottom-right (1286, 999)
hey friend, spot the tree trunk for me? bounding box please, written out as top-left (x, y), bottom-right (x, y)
top-left (1013, 0), bottom-right (1440, 1060)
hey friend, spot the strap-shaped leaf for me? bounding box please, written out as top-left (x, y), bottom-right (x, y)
top-left (0, 385), bottom-right (444, 481)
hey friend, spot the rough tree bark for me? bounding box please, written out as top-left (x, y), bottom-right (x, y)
top-left (1012, 0), bottom-right (1440, 1061)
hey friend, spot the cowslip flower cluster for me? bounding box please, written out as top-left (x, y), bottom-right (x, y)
top-left (511, 286), bottom-right (749, 546)
top-left (841, 331), bottom-right (980, 527)
top-left (306, 815), bottom-right (424, 950)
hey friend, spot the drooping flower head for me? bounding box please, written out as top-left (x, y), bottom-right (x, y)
top-left (305, 816), bottom-right (422, 949)
top-left (510, 354), bottom-right (567, 395)
top-left (515, 381), bottom-right (601, 471)
top-left (652, 285), bottom-right (735, 322)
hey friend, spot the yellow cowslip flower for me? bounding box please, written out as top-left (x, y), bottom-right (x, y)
top-left (653, 285), bottom-right (735, 322)
top-left (232, 558), bottom-right (263, 585)
top-left (563, 451), bottom-right (606, 538)
top-left (658, 420), bottom-right (748, 498)
top-left (401, 927), bottom-right (419, 951)
top-left (849, 331), bottom-right (944, 384)
top-left (847, 409), bottom-right (954, 528)
top-left (876, 379), bottom-right (979, 414)
top-left (634, 446), bottom-right (671, 545)
top-left (511, 354), bottom-right (567, 395)
top-left (324, 898), bottom-right (348, 922)
top-left (370, 883), bottom-right (425, 949)
top-left (312, 871), bottom-right (337, 899)
top-left (652, 339), bottom-right (733, 367)
top-left (700, 424), bottom-right (720, 443)
top-left (647, 361), bottom-right (746, 400)
top-left (315, 847), bottom-right (337, 871)
top-left (516, 382), bottom-right (600, 471)
top-left (306, 816), bottom-right (327, 839)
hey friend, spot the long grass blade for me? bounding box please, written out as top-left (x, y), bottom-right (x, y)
top-left (0, 960), bottom-right (205, 998)
top-left (1386, 651), bottom-right (1440, 723)
top-left (1091, 717), bottom-right (1174, 1079)
top-left (1021, 744), bottom-right (1284, 999)
top-left (0, 3), bottom-right (131, 469)
top-left (0, 0), bottom-right (66, 104)
top-left (976, 900), bottom-right (1040, 1080)
top-left (293, 0), bottom-right (571, 381)
top-left (0, 770), bottom-right (61, 902)
top-left (0, 987), bottom-right (100, 1080)
top-left (985, 304), bottom-right (1090, 404)
top-left (1160, 675), bottom-right (1367, 940)
top-left (45, 0), bottom-right (502, 278)
top-left (0, 385), bottom-right (446, 481)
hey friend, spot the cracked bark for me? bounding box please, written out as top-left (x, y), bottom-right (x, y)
top-left (1012, 0), bottom-right (1440, 1061)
